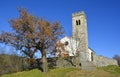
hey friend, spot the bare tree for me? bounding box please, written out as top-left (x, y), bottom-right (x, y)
top-left (113, 54), bottom-right (120, 66)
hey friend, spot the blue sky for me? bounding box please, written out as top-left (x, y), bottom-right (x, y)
top-left (0, 0), bottom-right (120, 58)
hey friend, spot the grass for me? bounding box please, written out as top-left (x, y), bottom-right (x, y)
top-left (1, 68), bottom-right (77, 77)
top-left (2, 66), bottom-right (120, 77)
top-left (98, 65), bottom-right (120, 74)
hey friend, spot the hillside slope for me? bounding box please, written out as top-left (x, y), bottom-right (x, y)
top-left (2, 66), bottom-right (120, 77)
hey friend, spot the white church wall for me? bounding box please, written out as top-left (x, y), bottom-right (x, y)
top-left (59, 36), bottom-right (79, 56)
top-left (88, 48), bottom-right (92, 61)
top-left (57, 36), bottom-right (94, 61)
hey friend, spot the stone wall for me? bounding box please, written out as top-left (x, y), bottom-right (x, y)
top-left (56, 57), bottom-right (76, 68)
top-left (95, 55), bottom-right (118, 67)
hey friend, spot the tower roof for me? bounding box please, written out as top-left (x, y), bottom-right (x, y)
top-left (72, 11), bottom-right (86, 18)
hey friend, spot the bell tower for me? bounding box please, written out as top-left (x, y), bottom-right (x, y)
top-left (72, 11), bottom-right (89, 62)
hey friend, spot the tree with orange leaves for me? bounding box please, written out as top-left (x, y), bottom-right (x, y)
top-left (0, 8), bottom-right (63, 72)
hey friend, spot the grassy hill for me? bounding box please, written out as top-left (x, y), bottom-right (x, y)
top-left (1, 65), bottom-right (120, 77)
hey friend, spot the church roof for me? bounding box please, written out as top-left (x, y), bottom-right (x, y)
top-left (88, 47), bottom-right (96, 53)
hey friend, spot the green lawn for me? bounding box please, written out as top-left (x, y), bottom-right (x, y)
top-left (2, 66), bottom-right (120, 77)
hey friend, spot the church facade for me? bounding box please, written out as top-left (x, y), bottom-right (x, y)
top-left (56, 11), bottom-right (118, 68)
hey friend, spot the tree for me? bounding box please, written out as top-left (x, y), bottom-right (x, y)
top-left (113, 54), bottom-right (120, 66)
top-left (0, 8), bottom-right (63, 72)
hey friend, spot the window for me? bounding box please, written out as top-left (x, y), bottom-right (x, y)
top-left (76, 20), bottom-right (81, 25)
top-left (91, 52), bottom-right (93, 61)
top-left (65, 41), bottom-right (69, 46)
top-left (76, 20), bottom-right (78, 25)
top-left (78, 20), bottom-right (81, 25)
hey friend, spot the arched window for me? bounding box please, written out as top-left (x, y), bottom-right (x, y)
top-left (65, 41), bottom-right (69, 46)
top-left (76, 20), bottom-right (78, 25)
top-left (76, 20), bottom-right (81, 25)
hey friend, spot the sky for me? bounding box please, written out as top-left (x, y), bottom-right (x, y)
top-left (0, 0), bottom-right (120, 58)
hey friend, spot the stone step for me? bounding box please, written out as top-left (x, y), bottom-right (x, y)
top-left (81, 66), bottom-right (96, 70)
top-left (81, 61), bottom-right (95, 66)
top-left (81, 61), bottom-right (96, 70)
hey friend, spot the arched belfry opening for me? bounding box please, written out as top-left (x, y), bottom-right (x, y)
top-left (76, 20), bottom-right (81, 25)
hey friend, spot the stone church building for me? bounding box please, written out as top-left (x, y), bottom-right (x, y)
top-left (56, 11), bottom-right (118, 69)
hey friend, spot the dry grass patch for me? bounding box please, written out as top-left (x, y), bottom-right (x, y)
top-left (66, 69), bottom-right (115, 77)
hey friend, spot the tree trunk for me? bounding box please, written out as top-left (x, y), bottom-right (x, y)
top-left (42, 52), bottom-right (48, 72)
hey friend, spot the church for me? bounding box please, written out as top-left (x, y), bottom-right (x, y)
top-left (56, 11), bottom-right (118, 69)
